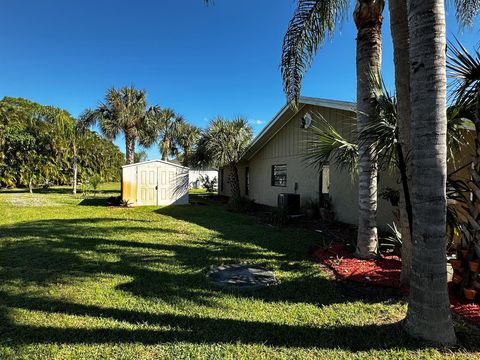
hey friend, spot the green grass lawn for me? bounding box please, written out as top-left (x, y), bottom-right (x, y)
top-left (0, 184), bottom-right (479, 359)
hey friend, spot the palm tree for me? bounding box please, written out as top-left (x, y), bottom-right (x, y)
top-left (386, 0), bottom-right (480, 287)
top-left (177, 123), bottom-right (201, 167)
top-left (352, 0), bottom-right (385, 259)
top-left (148, 107), bottom-right (184, 161)
top-left (387, 0), bottom-right (412, 285)
top-left (200, 117), bottom-right (252, 200)
top-left (448, 40), bottom-right (480, 302)
top-left (80, 86), bottom-right (157, 165)
top-left (402, 0), bottom-right (456, 345)
top-left (134, 150), bottom-right (148, 163)
top-left (282, 0), bottom-right (384, 259)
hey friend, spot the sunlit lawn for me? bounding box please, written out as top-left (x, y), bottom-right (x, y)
top-left (0, 184), bottom-right (479, 359)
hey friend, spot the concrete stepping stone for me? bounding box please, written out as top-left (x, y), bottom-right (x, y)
top-left (206, 264), bottom-right (277, 290)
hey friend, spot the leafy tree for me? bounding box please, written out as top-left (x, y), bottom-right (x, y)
top-left (1, 126), bottom-right (55, 192)
top-left (80, 86), bottom-right (157, 165)
top-left (0, 97), bottom-right (124, 191)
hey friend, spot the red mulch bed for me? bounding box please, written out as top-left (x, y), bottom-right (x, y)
top-left (311, 244), bottom-right (480, 326)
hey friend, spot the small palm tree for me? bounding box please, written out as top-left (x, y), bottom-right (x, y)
top-left (199, 117), bottom-right (252, 200)
top-left (80, 86), bottom-right (157, 165)
top-left (177, 123), bottom-right (201, 167)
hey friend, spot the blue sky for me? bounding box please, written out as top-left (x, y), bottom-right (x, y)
top-left (1, 1), bottom-right (479, 159)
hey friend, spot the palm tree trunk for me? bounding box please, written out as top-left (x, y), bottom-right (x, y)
top-left (353, 0), bottom-right (384, 259)
top-left (183, 146), bottom-right (190, 167)
top-left (72, 143), bottom-right (78, 195)
top-left (463, 84), bottom-right (480, 293)
top-left (228, 164), bottom-right (241, 200)
top-left (161, 138), bottom-right (170, 161)
top-left (404, 0), bottom-right (456, 345)
top-left (125, 133), bottom-right (135, 165)
top-left (389, 0), bottom-right (413, 286)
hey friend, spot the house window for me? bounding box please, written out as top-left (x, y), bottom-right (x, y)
top-left (220, 168), bottom-right (224, 192)
top-left (271, 164), bottom-right (287, 187)
top-left (245, 167), bottom-right (250, 196)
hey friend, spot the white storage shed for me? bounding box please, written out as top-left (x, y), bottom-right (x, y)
top-left (121, 160), bottom-right (189, 206)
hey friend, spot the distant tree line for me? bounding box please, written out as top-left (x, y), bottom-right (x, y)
top-left (0, 97), bottom-right (124, 192)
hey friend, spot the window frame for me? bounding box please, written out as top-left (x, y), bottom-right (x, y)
top-left (271, 164), bottom-right (287, 187)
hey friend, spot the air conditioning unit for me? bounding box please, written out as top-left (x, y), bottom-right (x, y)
top-left (278, 193), bottom-right (300, 215)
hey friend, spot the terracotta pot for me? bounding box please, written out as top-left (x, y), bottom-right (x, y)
top-left (452, 273), bottom-right (463, 284)
top-left (464, 288), bottom-right (477, 301)
top-left (469, 260), bottom-right (479, 273)
top-left (450, 259), bottom-right (462, 270)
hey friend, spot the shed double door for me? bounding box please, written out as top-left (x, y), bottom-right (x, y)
top-left (137, 166), bottom-right (176, 206)
top-left (157, 167), bottom-right (176, 205)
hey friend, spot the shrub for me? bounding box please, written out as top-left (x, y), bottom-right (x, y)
top-left (379, 222), bottom-right (402, 255)
top-left (268, 206), bottom-right (290, 226)
top-left (107, 196), bottom-right (132, 207)
top-left (89, 175), bottom-right (102, 197)
top-left (228, 196), bottom-right (255, 213)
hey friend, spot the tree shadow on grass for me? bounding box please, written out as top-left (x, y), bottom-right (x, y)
top-left (1, 214), bottom-right (479, 352)
top-left (78, 197), bottom-right (110, 206)
top-left (0, 215), bottom-right (403, 308)
top-left (0, 291), bottom-right (424, 351)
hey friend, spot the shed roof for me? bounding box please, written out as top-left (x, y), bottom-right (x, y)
top-left (122, 159), bottom-right (189, 170)
top-left (240, 97), bottom-right (356, 162)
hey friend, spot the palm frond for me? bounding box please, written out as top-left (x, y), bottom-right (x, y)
top-left (447, 105), bottom-right (474, 161)
top-left (451, 0), bottom-right (480, 29)
top-left (361, 77), bottom-right (398, 172)
top-left (281, 0), bottom-right (348, 104)
top-left (202, 116), bottom-right (253, 167)
top-left (305, 115), bottom-right (358, 177)
top-left (447, 39), bottom-right (480, 110)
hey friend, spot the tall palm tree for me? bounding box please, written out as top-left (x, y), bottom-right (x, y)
top-left (282, 0), bottom-right (384, 259)
top-left (403, 0), bottom-right (456, 345)
top-left (201, 117), bottom-right (253, 200)
top-left (80, 86), bottom-right (157, 165)
top-left (149, 107), bottom-right (184, 161)
top-left (177, 123), bottom-right (201, 167)
top-left (388, 0), bottom-right (412, 285)
top-left (386, 0), bottom-right (480, 287)
top-left (352, 0), bottom-right (384, 259)
top-left (448, 40), bottom-right (480, 303)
